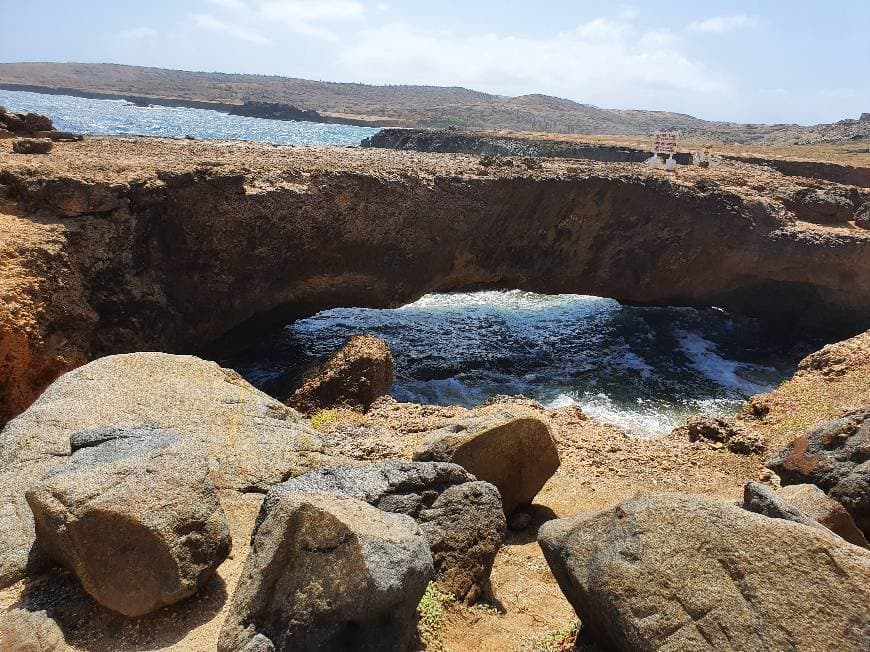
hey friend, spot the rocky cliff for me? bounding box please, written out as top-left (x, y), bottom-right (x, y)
top-left (1, 136), bottom-right (870, 425)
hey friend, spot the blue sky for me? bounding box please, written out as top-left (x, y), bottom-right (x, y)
top-left (1, 1), bottom-right (867, 124)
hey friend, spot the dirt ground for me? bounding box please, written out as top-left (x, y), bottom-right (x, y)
top-left (1, 330), bottom-right (867, 651)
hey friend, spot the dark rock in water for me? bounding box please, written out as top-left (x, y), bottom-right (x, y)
top-left (13, 138), bottom-right (52, 154)
top-left (0, 608), bottom-right (67, 651)
top-left (226, 101), bottom-right (324, 123)
top-left (413, 407), bottom-right (559, 515)
top-left (23, 113), bottom-right (53, 132)
top-left (538, 493), bottom-right (870, 652)
top-left (287, 334), bottom-right (394, 413)
top-left (25, 424), bottom-right (232, 617)
top-left (256, 460), bottom-right (505, 603)
top-left (219, 492), bottom-right (432, 652)
top-left (675, 413), bottom-right (766, 454)
top-left (766, 408), bottom-right (870, 537)
top-left (779, 483), bottom-right (869, 547)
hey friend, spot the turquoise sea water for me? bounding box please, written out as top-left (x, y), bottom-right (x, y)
top-left (0, 89), bottom-right (379, 145)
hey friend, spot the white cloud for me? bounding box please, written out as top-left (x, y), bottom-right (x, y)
top-left (259, 0), bottom-right (366, 39)
top-left (338, 19), bottom-right (728, 109)
top-left (207, 0), bottom-right (249, 10)
top-left (191, 13), bottom-right (271, 44)
top-left (688, 14), bottom-right (758, 34)
top-left (118, 27), bottom-right (158, 40)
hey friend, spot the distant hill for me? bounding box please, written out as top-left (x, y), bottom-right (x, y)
top-left (0, 62), bottom-right (867, 145)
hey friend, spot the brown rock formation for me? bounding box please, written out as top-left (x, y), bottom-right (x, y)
top-left (1, 137), bottom-right (870, 426)
top-left (287, 334), bottom-right (394, 413)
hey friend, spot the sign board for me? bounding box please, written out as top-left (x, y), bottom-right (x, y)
top-left (653, 132), bottom-right (679, 155)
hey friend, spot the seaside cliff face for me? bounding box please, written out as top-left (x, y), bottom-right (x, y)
top-left (1, 136), bottom-right (870, 424)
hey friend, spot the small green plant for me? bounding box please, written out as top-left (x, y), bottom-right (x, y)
top-left (534, 622), bottom-right (579, 652)
top-left (417, 583), bottom-right (456, 651)
top-left (309, 409), bottom-right (340, 431)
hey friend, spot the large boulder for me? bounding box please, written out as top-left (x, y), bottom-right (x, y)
top-left (219, 492), bottom-right (432, 652)
top-left (413, 407), bottom-right (559, 515)
top-left (25, 425), bottom-right (231, 617)
top-left (780, 483), bottom-right (869, 547)
top-left (0, 609), bottom-right (67, 652)
top-left (539, 493), bottom-right (870, 652)
top-left (766, 408), bottom-right (869, 536)
top-left (0, 353), bottom-right (335, 588)
top-left (256, 461), bottom-right (505, 602)
top-left (288, 335), bottom-right (394, 413)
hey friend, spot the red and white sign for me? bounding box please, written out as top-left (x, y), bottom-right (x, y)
top-left (653, 132), bottom-right (679, 155)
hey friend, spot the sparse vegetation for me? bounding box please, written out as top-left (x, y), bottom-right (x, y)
top-left (534, 622), bottom-right (579, 652)
top-left (417, 583), bottom-right (457, 652)
top-left (309, 408), bottom-right (366, 431)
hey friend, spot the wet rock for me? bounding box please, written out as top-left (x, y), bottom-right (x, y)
top-left (12, 139), bottom-right (52, 155)
top-left (256, 461), bottom-right (505, 603)
top-left (0, 608), bottom-right (67, 652)
top-left (674, 413), bottom-right (766, 454)
top-left (539, 493), bottom-right (870, 652)
top-left (287, 335), bottom-right (394, 414)
top-left (413, 407), bottom-right (560, 515)
top-left (766, 408), bottom-right (870, 536)
top-left (25, 425), bottom-right (232, 617)
top-left (0, 353), bottom-right (334, 588)
top-left (219, 492), bottom-right (432, 652)
top-left (779, 484), bottom-right (869, 547)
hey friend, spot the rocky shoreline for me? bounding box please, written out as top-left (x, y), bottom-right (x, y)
top-left (1, 132), bottom-right (869, 651)
top-left (2, 136), bottom-right (870, 426)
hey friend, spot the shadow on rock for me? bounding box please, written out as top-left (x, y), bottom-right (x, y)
top-left (505, 504), bottom-right (559, 545)
top-left (14, 566), bottom-right (228, 651)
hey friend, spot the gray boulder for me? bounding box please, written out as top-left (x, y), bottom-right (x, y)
top-left (25, 425), bottom-right (231, 617)
top-left (0, 608), bottom-right (67, 651)
top-left (219, 492), bottom-right (432, 652)
top-left (256, 461), bottom-right (505, 603)
top-left (779, 483), bottom-right (869, 547)
top-left (766, 408), bottom-right (870, 536)
top-left (413, 407), bottom-right (559, 515)
top-left (742, 481), bottom-right (828, 531)
top-left (539, 493), bottom-right (870, 652)
top-left (0, 353), bottom-right (335, 588)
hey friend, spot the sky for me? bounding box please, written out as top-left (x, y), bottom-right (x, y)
top-left (1, 1), bottom-right (868, 125)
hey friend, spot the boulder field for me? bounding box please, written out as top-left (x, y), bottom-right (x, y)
top-left (2, 137), bottom-right (870, 425)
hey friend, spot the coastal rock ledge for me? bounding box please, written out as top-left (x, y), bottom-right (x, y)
top-left (2, 137), bottom-right (870, 425)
